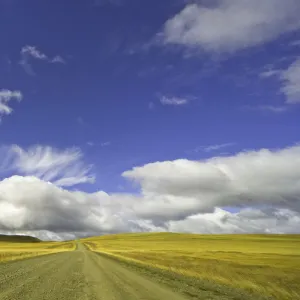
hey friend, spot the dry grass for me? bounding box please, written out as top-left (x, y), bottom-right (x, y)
top-left (0, 240), bottom-right (76, 263)
top-left (83, 233), bottom-right (300, 300)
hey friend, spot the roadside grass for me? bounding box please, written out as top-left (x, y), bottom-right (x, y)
top-left (0, 240), bottom-right (76, 263)
top-left (82, 233), bottom-right (300, 300)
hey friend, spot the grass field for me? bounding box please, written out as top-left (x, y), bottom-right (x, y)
top-left (0, 235), bottom-right (76, 263)
top-left (83, 233), bottom-right (300, 300)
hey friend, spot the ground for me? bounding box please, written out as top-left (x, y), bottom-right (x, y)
top-left (0, 233), bottom-right (299, 300)
top-left (0, 241), bottom-right (189, 300)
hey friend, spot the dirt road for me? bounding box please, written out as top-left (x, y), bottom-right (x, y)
top-left (0, 242), bottom-right (188, 300)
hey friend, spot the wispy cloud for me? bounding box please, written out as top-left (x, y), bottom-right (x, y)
top-left (93, 0), bottom-right (122, 6)
top-left (1, 145), bottom-right (95, 187)
top-left (280, 58), bottom-right (300, 104)
top-left (260, 69), bottom-right (281, 78)
top-left (51, 55), bottom-right (66, 64)
top-left (191, 143), bottom-right (236, 153)
top-left (160, 95), bottom-right (189, 106)
top-left (101, 141), bottom-right (111, 147)
top-left (20, 45), bottom-right (65, 75)
top-left (21, 45), bottom-right (48, 60)
top-left (0, 90), bottom-right (23, 119)
top-left (260, 57), bottom-right (300, 104)
top-left (290, 40), bottom-right (300, 47)
top-left (77, 116), bottom-right (88, 126)
top-left (244, 105), bottom-right (288, 114)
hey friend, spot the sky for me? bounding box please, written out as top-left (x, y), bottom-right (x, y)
top-left (0, 0), bottom-right (300, 240)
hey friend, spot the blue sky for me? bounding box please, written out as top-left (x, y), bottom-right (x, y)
top-left (1, 0), bottom-right (300, 239)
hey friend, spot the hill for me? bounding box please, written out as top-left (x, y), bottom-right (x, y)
top-left (0, 234), bottom-right (41, 243)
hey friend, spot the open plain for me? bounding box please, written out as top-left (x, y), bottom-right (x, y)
top-left (0, 233), bottom-right (299, 300)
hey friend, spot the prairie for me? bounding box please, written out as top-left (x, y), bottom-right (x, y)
top-left (83, 233), bottom-right (300, 300)
top-left (0, 235), bottom-right (76, 263)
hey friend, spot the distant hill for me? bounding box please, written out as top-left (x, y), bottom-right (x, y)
top-left (0, 234), bottom-right (41, 243)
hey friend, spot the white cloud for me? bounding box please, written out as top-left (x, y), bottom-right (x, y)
top-left (1, 145), bottom-right (95, 187)
top-left (20, 45), bottom-right (65, 75)
top-left (280, 58), bottom-right (300, 104)
top-left (0, 176), bottom-right (128, 235)
top-left (1, 145), bottom-right (300, 239)
top-left (160, 95), bottom-right (189, 106)
top-left (167, 208), bottom-right (300, 234)
top-left (161, 0), bottom-right (300, 52)
top-left (0, 90), bottom-right (23, 118)
top-left (123, 145), bottom-right (300, 221)
top-left (1, 173), bottom-right (299, 240)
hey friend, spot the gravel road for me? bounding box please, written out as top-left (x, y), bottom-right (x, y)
top-left (0, 243), bottom-right (188, 300)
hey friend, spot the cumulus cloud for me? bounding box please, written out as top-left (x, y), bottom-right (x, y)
top-left (1, 145), bottom-right (300, 239)
top-left (161, 0), bottom-right (300, 52)
top-left (1, 145), bottom-right (95, 187)
top-left (160, 95), bottom-right (189, 106)
top-left (20, 45), bottom-right (65, 75)
top-left (167, 208), bottom-right (300, 234)
top-left (0, 176), bottom-right (130, 235)
top-left (123, 145), bottom-right (300, 220)
top-left (0, 90), bottom-right (22, 119)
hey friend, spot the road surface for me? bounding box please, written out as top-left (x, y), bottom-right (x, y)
top-left (0, 242), bottom-right (188, 300)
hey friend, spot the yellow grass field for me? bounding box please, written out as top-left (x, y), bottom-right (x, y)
top-left (83, 233), bottom-right (300, 300)
top-left (0, 237), bottom-right (76, 263)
